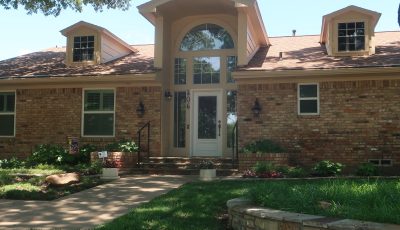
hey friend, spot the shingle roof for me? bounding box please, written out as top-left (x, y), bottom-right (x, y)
top-left (0, 31), bottom-right (398, 79)
top-left (243, 31), bottom-right (400, 71)
top-left (0, 44), bottom-right (155, 79)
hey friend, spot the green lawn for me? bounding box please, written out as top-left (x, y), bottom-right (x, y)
top-left (99, 178), bottom-right (400, 230)
top-left (0, 168), bottom-right (103, 200)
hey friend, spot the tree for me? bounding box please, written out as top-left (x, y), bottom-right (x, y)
top-left (0, 0), bottom-right (131, 16)
top-left (398, 3), bottom-right (400, 27)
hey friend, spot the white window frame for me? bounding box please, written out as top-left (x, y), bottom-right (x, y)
top-left (337, 21), bottom-right (366, 52)
top-left (298, 83), bottom-right (319, 116)
top-left (73, 35), bottom-right (95, 62)
top-left (0, 91), bottom-right (16, 138)
top-left (82, 88), bottom-right (116, 137)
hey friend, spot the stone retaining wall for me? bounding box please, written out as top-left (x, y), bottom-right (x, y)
top-left (238, 153), bottom-right (289, 171)
top-left (90, 152), bottom-right (138, 168)
top-left (227, 198), bottom-right (399, 230)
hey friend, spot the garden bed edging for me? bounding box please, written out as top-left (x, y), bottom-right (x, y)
top-left (227, 198), bottom-right (400, 230)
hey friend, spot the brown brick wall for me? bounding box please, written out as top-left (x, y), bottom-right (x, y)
top-left (238, 80), bottom-right (400, 169)
top-left (90, 152), bottom-right (138, 168)
top-left (238, 153), bottom-right (290, 171)
top-left (0, 86), bottom-right (161, 159)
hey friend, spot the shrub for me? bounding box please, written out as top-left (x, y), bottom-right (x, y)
top-left (242, 139), bottom-right (285, 153)
top-left (312, 160), bottom-right (344, 177)
top-left (242, 169), bottom-right (257, 178)
top-left (77, 144), bottom-right (98, 164)
top-left (197, 160), bottom-right (215, 169)
top-left (0, 157), bottom-right (25, 169)
top-left (27, 144), bottom-right (74, 166)
top-left (105, 140), bottom-right (139, 153)
top-left (252, 162), bottom-right (282, 178)
top-left (286, 167), bottom-right (309, 178)
top-left (356, 163), bottom-right (379, 176)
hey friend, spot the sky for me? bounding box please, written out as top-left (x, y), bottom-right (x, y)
top-left (0, 0), bottom-right (398, 61)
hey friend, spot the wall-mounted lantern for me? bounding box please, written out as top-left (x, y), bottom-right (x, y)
top-left (136, 101), bottom-right (145, 117)
top-left (164, 91), bottom-right (172, 100)
top-left (251, 98), bottom-right (262, 117)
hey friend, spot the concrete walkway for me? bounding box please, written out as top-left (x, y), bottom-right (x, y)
top-left (0, 175), bottom-right (194, 229)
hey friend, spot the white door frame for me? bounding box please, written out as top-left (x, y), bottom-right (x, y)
top-left (190, 89), bottom-right (223, 157)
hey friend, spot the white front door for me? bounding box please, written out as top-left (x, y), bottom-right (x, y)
top-left (192, 90), bottom-right (223, 157)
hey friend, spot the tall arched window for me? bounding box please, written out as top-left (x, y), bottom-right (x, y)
top-left (180, 24), bottom-right (234, 51)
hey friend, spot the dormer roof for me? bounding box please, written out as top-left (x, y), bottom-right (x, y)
top-left (60, 21), bottom-right (137, 53)
top-left (320, 5), bottom-right (381, 44)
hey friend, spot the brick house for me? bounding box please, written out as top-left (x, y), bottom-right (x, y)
top-left (0, 0), bottom-right (399, 171)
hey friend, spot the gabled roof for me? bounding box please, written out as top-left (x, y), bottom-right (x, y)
top-left (0, 45), bottom-right (155, 79)
top-left (320, 5), bottom-right (381, 44)
top-left (138, 0), bottom-right (269, 46)
top-left (60, 21), bottom-right (138, 53)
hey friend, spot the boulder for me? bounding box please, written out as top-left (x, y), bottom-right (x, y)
top-left (45, 173), bottom-right (80, 186)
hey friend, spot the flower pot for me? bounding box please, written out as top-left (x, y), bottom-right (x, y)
top-left (101, 168), bottom-right (120, 180)
top-left (199, 169), bottom-right (217, 181)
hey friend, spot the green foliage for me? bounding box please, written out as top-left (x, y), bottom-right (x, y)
top-left (27, 144), bottom-right (74, 166)
top-left (252, 162), bottom-right (276, 175)
top-left (242, 139), bottom-right (285, 153)
top-left (0, 169), bottom-right (103, 200)
top-left (0, 0), bottom-right (131, 16)
top-left (0, 171), bottom-right (12, 186)
top-left (313, 160), bottom-right (344, 177)
top-left (27, 144), bottom-right (99, 167)
top-left (286, 167), bottom-right (309, 178)
top-left (356, 163), bottom-right (379, 176)
top-left (105, 140), bottom-right (139, 153)
top-left (0, 167), bottom-right (64, 176)
top-left (197, 160), bottom-right (215, 169)
top-left (0, 157), bottom-right (25, 169)
top-left (77, 144), bottom-right (98, 164)
top-left (249, 179), bottom-right (400, 225)
top-left (100, 179), bottom-right (400, 229)
top-left (251, 162), bottom-right (282, 178)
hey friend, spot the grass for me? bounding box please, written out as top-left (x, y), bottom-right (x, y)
top-left (99, 179), bottom-right (400, 230)
top-left (0, 167), bottom-right (65, 175)
top-left (249, 178), bottom-right (400, 225)
top-left (0, 168), bottom-right (103, 200)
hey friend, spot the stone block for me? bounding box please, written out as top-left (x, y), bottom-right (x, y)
top-left (45, 173), bottom-right (80, 186)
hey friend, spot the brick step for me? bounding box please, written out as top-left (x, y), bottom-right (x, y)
top-left (125, 168), bottom-right (240, 176)
top-left (140, 162), bottom-right (238, 170)
top-left (145, 157), bottom-right (237, 165)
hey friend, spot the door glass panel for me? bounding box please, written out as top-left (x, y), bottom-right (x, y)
top-left (174, 92), bottom-right (186, 148)
top-left (227, 91), bottom-right (237, 147)
top-left (198, 96), bottom-right (217, 139)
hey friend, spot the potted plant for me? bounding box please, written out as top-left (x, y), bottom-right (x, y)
top-left (100, 160), bottom-right (120, 180)
top-left (198, 160), bottom-right (217, 181)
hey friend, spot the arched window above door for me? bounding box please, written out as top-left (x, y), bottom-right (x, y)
top-left (180, 24), bottom-right (234, 51)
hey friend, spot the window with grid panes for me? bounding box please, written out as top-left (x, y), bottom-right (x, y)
top-left (0, 92), bottom-right (15, 136)
top-left (73, 36), bottom-right (95, 62)
top-left (338, 22), bottom-right (365, 52)
top-left (83, 90), bottom-right (115, 136)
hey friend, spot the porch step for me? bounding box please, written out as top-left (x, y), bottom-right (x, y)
top-left (124, 157), bottom-right (239, 176)
top-left (145, 157), bottom-right (236, 164)
top-left (126, 168), bottom-right (239, 176)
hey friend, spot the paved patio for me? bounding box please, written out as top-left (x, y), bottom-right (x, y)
top-left (0, 175), bottom-right (195, 229)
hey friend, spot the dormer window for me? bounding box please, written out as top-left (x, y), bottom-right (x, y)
top-left (338, 22), bottom-right (365, 52)
top-left (73, 36), bottom-right (95, 62)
